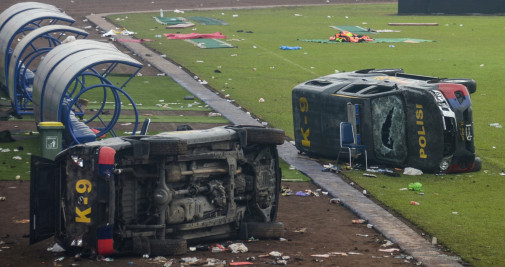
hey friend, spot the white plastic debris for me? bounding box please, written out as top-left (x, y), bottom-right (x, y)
top-left (269, 251), bottom-right (282, 257)
top-left (379, 248), bottom-right (400, 253)
top-left (47, 243), bottom-right (66, 252)
top-left (258, 98), bottom-right (265, 103)
top-left (61, 35), bottom-right (76, 44)
top-left (381, 240), bottom-right (394, 247)
top-left (229, 243), bottom-right (248, 253)
top-left (403, 167), bottom-right (423, 176)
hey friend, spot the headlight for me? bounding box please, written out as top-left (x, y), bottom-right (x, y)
top-left (439, 159), bottom-right (450, 171)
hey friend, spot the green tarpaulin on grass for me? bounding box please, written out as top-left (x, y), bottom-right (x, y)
top-left (330, 25), bottom-right (376, 34)
top-left (153, 16), bottom-right (186, 25)
top-left (185, 38), bottom-right (235, 49)
top-left (298, 38), bottom-right (434, 43)
top-left (187, 16), bottom-right (228, 25)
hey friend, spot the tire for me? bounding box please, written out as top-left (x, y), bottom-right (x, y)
top-left (242, 126), bottom-right (285, 145)
top-left (472, 156), bottom-right (482, 172)
top-left (440, 78), bottom-right (477, 94)
top-left (246, 222), bottom-right (285, 239)
top-left (143, 137), bottom-right (187, 156)
top-left (149, 239), bottom-right (187, 256)
top-left (132, 236), bottom-right (151, 256)
top-left (369, 68), bottom-right (404, 76)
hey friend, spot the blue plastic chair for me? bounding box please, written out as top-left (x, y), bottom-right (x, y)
top-left (338, 122), bottom-right (368, 169)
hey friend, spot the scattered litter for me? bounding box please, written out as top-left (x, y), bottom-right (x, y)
top-left (403, 167), bottom-right (423, 176)
top-left (382, 240), bottom-right (394, 247)
top-left (211, 244), bottom-right (227, 253)
top-left (352, 219), bottom-right (367, 224)
top-left (14, 219), bottom-right (29, 224)
top-left (229, 262), bottom-right (253, 266)
top-left (294, 227), bottom-right (307, 233)
top-left (330, 252), bottom-right (348, 256)
top-left (280, 46), bottom-right (301, 50)
top-left (269, 251), bottom-right (282, 257)
top-left (408, 182), bottom-right (423, 191)
top-left (356, 234), bottom-right (369, 237)
top-left (47, 243), bottom-right (66, 252)
top-left (379, 248), bottom-right (400, 253)
top-left (0, 196), bottom-right (5, 201)
top-left (410, 201), bottom-right (420, 206)
top-left (363, 173), bottom-right (376, 177)
top-left (311, 254), bottom-right (330, 258)
top-left (348, 252), bottom-right (361, 255)
top-left (490, 123), bottom-right (502, 128)
top-left (180, 257), bottom-right (199, 264)
top-left (54, 256), bottom-right (65, 262)
top-left (452, 211), bottom-right (459, 215)
top-left (432, 236), bottom-right (438, 245)
top-left (258, 98), bottom-right (265, 103)
top-left (367, 224), bottom-right (373, 228)
top-left (330, 198), bottom-right (340, 204)
top-left (295, 190), bottom-right (308, 197)
top-left (229, 243), bottom-right (248, 253)
top-left (208, 112), bottom-right (222, 117)
top-left (281, 186), bottom-right (293, 196)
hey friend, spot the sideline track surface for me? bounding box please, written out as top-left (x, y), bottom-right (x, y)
top-left (87, 12), bottom-right (463, 267)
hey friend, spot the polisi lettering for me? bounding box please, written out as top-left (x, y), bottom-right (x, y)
top-left (299, 97), bottom-right (310, 147)
top-left (416, 104), bottom-right (427, 159)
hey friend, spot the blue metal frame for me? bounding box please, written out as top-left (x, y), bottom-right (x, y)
top-left (9, 26), bottom-right (88, 115)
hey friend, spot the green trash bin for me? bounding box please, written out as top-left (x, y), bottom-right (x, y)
top-left (38, 121), bottom-right (65, 160)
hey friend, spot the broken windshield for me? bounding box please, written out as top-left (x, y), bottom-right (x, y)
top-left (371, 95), bottom-right (407, 163)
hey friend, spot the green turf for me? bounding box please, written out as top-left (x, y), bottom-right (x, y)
top-left (0, 135), bottom-right (39, 181)
top-left (108, 4), bottom-right (505, 266)
top-left (78, 76), bottom-right (214, 111)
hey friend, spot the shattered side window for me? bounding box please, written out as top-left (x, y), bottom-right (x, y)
top-left (371, 95), bottom-right (407, 163)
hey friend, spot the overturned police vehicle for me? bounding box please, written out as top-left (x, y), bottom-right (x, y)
top-left (30, 125), bottom-right (285, 256)
top-left (292, 68), bottom-right (481, 173)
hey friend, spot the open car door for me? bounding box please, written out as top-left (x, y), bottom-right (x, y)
top-left (30, 155), bottom-right (59, 244)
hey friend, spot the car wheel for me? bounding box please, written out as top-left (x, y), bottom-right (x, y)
top-left (242, 126), bottom-right (285, 145)
top-left (149, 239), bottom-right (187, 256)
top-left (472, 157), bottom-right (482, 172)
top-left (132, 236), bottom-right (151, 256)
top-left (440, 78), bottom-right (477, 94)
top-left (143, 137), bottom-right (188, 155)
top-left (246, 222), bottom-right (285, 239)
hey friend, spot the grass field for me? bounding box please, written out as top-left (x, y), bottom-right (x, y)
top-left (105, 3), bottom-right (505, 266)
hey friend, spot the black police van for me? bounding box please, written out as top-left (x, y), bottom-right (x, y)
top-left (292, 68), bottom-right (480, 173)
top-left (30, 126), bottom-right (285, 256)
